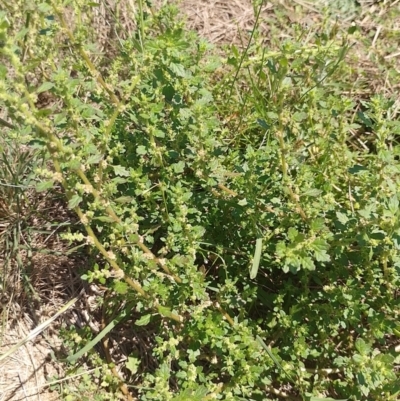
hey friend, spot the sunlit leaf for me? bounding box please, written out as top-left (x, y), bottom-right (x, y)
top-left (250, 238), bottom-right (262, 279)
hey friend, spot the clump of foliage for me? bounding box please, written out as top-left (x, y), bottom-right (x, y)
top-left (0, 1), bottom-right (399, 400)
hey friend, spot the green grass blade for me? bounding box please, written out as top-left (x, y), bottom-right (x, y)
top-left (256, 335), bottom-right (295, 383)
top-left (66, 303), bottom-right (134, 364)
top-left (250, 238), bottom-right (262, 279)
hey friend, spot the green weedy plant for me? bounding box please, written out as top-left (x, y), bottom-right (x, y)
top-left (0, 0), bottom-right (399, 400)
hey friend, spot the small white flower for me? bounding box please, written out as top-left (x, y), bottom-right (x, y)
top-left (83, 184), bottom-right (93, 194)
top-left (107, 251), bottom-right (116, 260)
top-left (111, 269), bottom-right (125, 279)
top-left (86, 236), bottom-right (94, 245)
top-left (53, 172), bottom-right (63, 182)
top-left (142, 252), bottom-right (154, 260)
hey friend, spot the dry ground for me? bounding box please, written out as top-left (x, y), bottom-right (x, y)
top-left (1, 0), bottom-right (399, 400)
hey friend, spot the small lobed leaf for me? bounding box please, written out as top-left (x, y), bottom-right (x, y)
top-left (68, 194), bottom-right (82, 209)
top-left (36, 81), bottom-right (54, 93)
top-left (301, 256), bottom-right (315, 271)
top-left (266, 111), bottom-right (279, 119)
top-left (126, 356), bottom-right (140, 374)
top-left (113, 165), bottom-right (130, 177)
top-left (388, 195), bottom-right (399, 215)
top-left (169, 62), bottom-right (186, 77)
top-left (137, 145), bottom-right (147, 155)
top-left (115, 196), bottom-right (134, 204)
top-left (94, 216), bottom-right (116, 223)
top-left (135, 314), bottom-right (151, 326)
top-left (336, 211), bottom-right (349, 225)
top-left (87, 154), bottom-right (103, 164)
top-left (311, 239), bottom-right (331, 262)
top-left (302, 188), bottom-right (322, 197)
top-left (355, 338), bottom-right (370, 355)
top-left (288, 227), bottom-right (298, 241)
top-left (36, 180), bottom-right (54, 192)
top-left (172, 161), bottom-right (185, 174)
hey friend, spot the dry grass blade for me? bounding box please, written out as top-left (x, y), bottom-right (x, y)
top-left (0, 296), bottom-right (79, 364)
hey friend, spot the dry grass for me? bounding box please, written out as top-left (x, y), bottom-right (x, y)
top-left (0, 310), bottom-right (61, 401)
top-left (175, 0), bottom-right (273, 44)
top-left (1, 0), bottom-right (400, 400)
top-left (0, 191), bottom-right (85, 400)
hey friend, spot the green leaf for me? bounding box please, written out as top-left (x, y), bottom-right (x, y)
top-left (310, 218), bottom-right (325, 231)
top-left (355, 338), bottom-right (370, 355)
top-left (157, 305), bottom-right (176, 319)
top-left (169, 62), bottom-right (186, 77)
top-left (68, 194), bottom-right (82, 209)
top-left (352, 353), bottom-right (363, 364)
top-left (172, 161), bottom-right (185, 174)
top-left (311, 238), bottom-right (329, 250)
top-left (336, 211), bottom-right (349, 224)
top-left (388, 195), bottom-right (399, 215)
top-left (111, 177), bottom-right (127, 184)
top-left (357, 372), bottom-right (369, 396)
top-left (348, 24), bottom-right (358, 34)
top-left (154, 129), bottom-right (165, 138)
top-left (311, 239), bottom-right (330, 262)
top-left (36, 180), bottom-right (54, 192)
top-left (87, 154), bottom-right (103, 164)
top-left (36, 82), bottom-right (54, 93)
top-left (293, 111), bottom-right (307, 122)
top-left (54, 113), bottom-right (67, 126)
top-left (126, 356), bottom-right (140, 374)
top-left (302, 188), bottom-right (322, 197)
top-left (348, 164), bottom-right (368, 174)
top-left (266, 111), bottom-right (279, 120)
top-left (314, 249), bottom-right (330, 262)
top-left (0, 64), bottom-right (7, 80)
top-left (179, 108), bottom-right (192, 121)
top-left (250, 238), bottom-right (263, 279)
top-left (115, 196), bottom-right (134, 203)
top-left (137, 145), bottom-right (147, 155)
top-left (226, 57), bottom-right (238, 67)
top-left (231, 44), bottom-right (240, 58)
top-left (94, 216), bottom-right (116, 223)
top-left (113, 281), bottom-right (128, 294)
top-left (37, 3), bottom-right (53, 13)
top-left (129, 234), bottom-right (140, 243)
top-left (310, 398), bottom-right (347, 401)
top-left (135, 314), bottom-right (151, 326)
top-left (276, 241), bottom-right (286, 257)
top-left (301, 256), bottom-right (315, 271)
top-left (68, 158), bottom-right (81, 170)
top-left (356, 111), bottom-right (373, 128)
top-left (113, 165), bottom-right (130, 177)
top-left (171, 386), bottom-right (209, 401)
top-left (257, 118), bottom-right (270, 130)
top-left (288, 227), bottom-right (298, 242)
